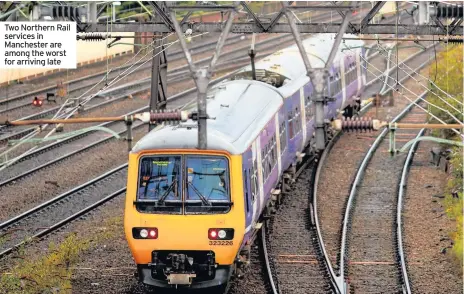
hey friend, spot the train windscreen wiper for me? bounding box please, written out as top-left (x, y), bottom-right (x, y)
top-left (187, 182), bottom-right (211, 206)
top-left (157, 178), bottom-right (178, 205)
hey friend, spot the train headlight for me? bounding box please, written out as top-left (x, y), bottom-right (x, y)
top-left (208, 228), bottom-right (234, 240)
top-left (132, 228), bottom-right (158, 239)
top-left (218, 230), bottom-right (226, 239)
top-left (140, 229), bottom-right (148, 238)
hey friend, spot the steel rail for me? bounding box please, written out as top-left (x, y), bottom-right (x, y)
top-left (0, 33), bottom-right (301, 144)
top-left (312, 131), bottom-right (343, 293)
top-left (0, 163), bottom-right (127, 232)
top-left (260, 221), bottom-right (280, 294)
top-left (396, 129), bottom-right (425, 294)
top-left (0, 122), bottom-right (141, 189)
top-left (311, 94), bottom-right (379, 294)
top-left (338, 91), bottom-right (427, 293)
top-left (0, 9), bottom-right (340, 108)
top-left (0, 32), bottom-right (293, 116)
top-left (0, 187), bottom-right (127, 258)
top-left (0, 34), bottom-right (245, 106)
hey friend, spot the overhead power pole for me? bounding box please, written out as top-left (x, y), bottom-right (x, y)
top-left (170, 2), bottom-right (237, 149)
top-left (149, 3), bottom-right (168, 131)
top-left (282, 1), bottom-right (353, 152)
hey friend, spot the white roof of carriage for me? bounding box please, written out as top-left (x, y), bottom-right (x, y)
top-left (132, 80), bottom-right (284, 155)
top-left (237, 33), bottom-right (364, 80)
top-left (132, 34), bottom-right (364, 155)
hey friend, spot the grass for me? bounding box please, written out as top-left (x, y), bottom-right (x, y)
top-left (427, 44), bottom-right (463, 263)
top-left (0, 217), bottom-right (122, 294)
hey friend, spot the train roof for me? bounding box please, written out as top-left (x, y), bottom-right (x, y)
top-left (132, 34), bottom-right (364, 155)
top-left (132, 80), bottom-right (284, 155)
top-left (237, 33), bottom-right (364, 80)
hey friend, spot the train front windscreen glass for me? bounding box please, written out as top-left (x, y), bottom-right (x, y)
top-left (137, 155), bottom-right (231, 214)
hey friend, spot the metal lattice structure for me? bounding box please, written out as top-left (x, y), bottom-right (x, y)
top-left (1, 1), bottom-right (462, 35)
top-left (1, 1), bottom-right (462, 149)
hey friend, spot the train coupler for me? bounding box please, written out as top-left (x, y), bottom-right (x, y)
top-left (149, 251), bottom-right (216, 284)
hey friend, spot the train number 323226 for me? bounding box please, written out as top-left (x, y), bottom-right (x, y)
top-left (209, 240), bottom-right (233, 246)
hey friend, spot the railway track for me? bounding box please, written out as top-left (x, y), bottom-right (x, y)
top-left (0, 9), bottom-right (342, 117)
top-left (396, 127), bottom-right (426, 294)
top-left (0, 164), bottom-right (128, 259)
top-left (264, 156), bottom-right (333, 294)
top-left (0, 33), bottom-right (306, 147)
top-left (313, 38), bottom-right (441, 294)
top-left (334, 90), bottom-right (428, 293)
top-left (0, 34), bottom-right (245, 110)
top-left (0, 1), bottom-right (418, 273)
top-left (225, 39), bottom-right (434, 294)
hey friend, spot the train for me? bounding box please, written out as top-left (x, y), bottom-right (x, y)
top-left (124, 33), bottom-right (366, 291)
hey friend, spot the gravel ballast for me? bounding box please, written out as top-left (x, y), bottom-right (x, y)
top-left (403, 139), bottom-right (463, 294)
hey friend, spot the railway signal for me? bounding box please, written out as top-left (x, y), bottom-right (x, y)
top-left (32, 97), bottom-right (43, 107)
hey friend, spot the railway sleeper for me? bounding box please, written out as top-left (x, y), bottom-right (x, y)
top-left (232, 145), bottom-right (318, 283)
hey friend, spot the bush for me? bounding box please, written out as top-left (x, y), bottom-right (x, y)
top-left (0, 217), bottom-right (122, 294)
top-left (428, 44), bottom-right (463, 263)
top-left (0, 234), bottom-right (88, 294)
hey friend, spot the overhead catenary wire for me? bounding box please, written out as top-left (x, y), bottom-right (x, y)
top-left (375, 42), bottom-right (464, 115)
top-left (342, 44), bottom-right (462, 136)
top-left (342, 44), bottom-right (462, 132)
top-left (1, 32), bottom-right (207, 169)
top-left (1, 31), bottom-right (208, 156)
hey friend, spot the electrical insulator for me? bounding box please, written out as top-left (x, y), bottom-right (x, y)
top-left (332, 117), bottom-right (377, 132)
top-left (447, 38), bottom-right (463, 44)
top-left (434, 4), bottom-right (463, 18)
top-left (77, 34), bottom-right (106, 41)
top-left (52, 6), bottom-right (81, 20)
top-left (149, 109), bottom-right (187, 123)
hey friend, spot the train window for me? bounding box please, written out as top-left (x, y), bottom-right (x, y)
top-left (288, 110), bottom-right (294, 139)
top-left (251, 159), bottom-right (258, 202)
top-left (294, 107), bottom-right (300, 134)
top-left (244, 169), bottom-right (249, 213)
top-left (271, 136), bottom-right (277, 168)
top-left (185, 156), bottom-right (231, 214)
top-left (136, 155), bottom-right (182, 214)
top-left (280, 121), bottom-right (287, 154)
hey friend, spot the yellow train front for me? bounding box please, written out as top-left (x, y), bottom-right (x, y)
top-left (124, 126), bottom-right (246, 290)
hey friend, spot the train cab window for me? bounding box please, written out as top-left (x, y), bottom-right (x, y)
top-left (184, 156), bottom-right (232, 214)
top-left (136, 156), bottom-right (182, 214)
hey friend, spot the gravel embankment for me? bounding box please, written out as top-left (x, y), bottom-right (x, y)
top-left (404, 139), bottom-right (463, 294)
